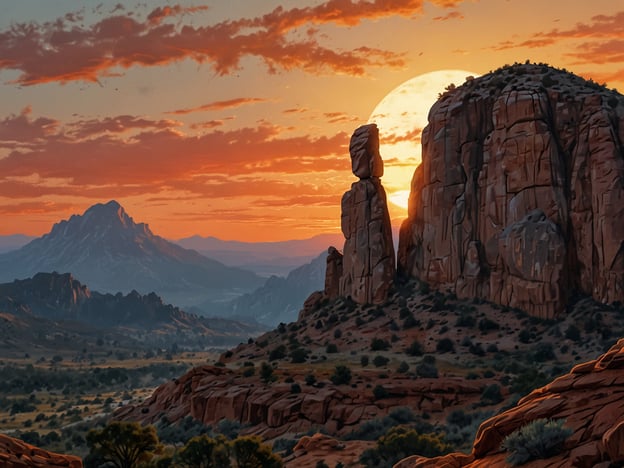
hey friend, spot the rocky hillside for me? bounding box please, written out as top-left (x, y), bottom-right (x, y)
top-left (0, 201), bottom-right (264, 308)
top-left (117, 278), bottom-right (624, 443)
top-left (398, 63), bottom-right (624, 319)
top-left (206, 251), bottom-right (326, 326)
top-left (0, 433), bottom-right (82, 467)
top-left (0, 272), bottom-right (266, 351)
top-left (397, 338), bottom-right (624, 467)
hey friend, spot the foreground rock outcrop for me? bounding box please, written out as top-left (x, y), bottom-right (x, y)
top-left (327, 124), bottom-right (395, 304)
top-left (398, 63), bottom-right (624, 319)
top-left (397, 338), bottom-right (624, 467)
top-left (0, 433), bottom-right (82, 467)
top-left (115, 365), bottom-right (486, 440)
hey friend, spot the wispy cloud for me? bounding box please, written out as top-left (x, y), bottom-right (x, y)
top-left (491, 10), bottom-right (624, 66)
top-left (166, 97), bottom-right (268, 115)
top-left (0, 0), bottom-right (465, 85)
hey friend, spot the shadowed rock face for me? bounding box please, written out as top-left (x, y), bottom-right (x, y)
top-left (331, 124), bottom-right (395, 305)
top-left (398, 63), bottom-right (624, 319)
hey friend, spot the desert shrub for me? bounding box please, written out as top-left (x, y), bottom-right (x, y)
top-left (260, 362), bottom-right (276, 384)
top-left (436, 338), bottom-right (455, 353)
top-left (360, 426), bottom-right (452, 467)
top-left (402, 314), bottom-right (419, 329)
top-left (269, 345), bottom-right (287, 361)
top-left (330, 365), bottom-right (352, 385)
top-left (372, 385), bottom-right (389, 400)
top-left (289, 347), bottom-right (309, 363)
top-left (456, 313), bottom-right (476, 328)
top-left (532, 343), bottom-right (555, 362)
top-left (325, 343), bottom-right (338, 354)
top-left (304, 374), bottom-right (316, 386)
top-left (415, 362), bottom-right (438, 378)
top-left (501, 418), bottom-right (572, 465)
top-left (478, 318), bottom-right (500, 332)
top-left (446, 409), bottom-right (472, 428)
top-left (397, 361), bottom-right (409, 373)
top-left (480, 384), bottom-right (503, 405)
top-left (406, 340), bottom-right (423, 356)
top-left (290, 383), bottom-right (301, 394)
top-left (272, 438), bottom-right (297, 456)
top-left (518, 329), bottom-right (531, 343)
top-left (469, 344), bottom-right (485, 356)
top-left (361, 355), bottom-right (369, 367)
top-left (565, 325), bottom-right (581, 342)
top-left (371, 338), bottom-right (390, 351)
top-left (373, 355), bottom-right (390, 367)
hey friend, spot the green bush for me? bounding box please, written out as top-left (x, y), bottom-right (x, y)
top-left (371, 338), bottom-right (390, 351)
top-left (480, 384), bottom-right (503, 405)
top-left (436, 338), bottom-right (455, 353)
top-left (373, 355), bottom-right (390, 367)
top-left (360, 426), bottom-right (451, 467)
top-left (501, 418), bottom-right (572, 465)
top-left (372, 385), bottom-right (389, 399)
top-left (330, 365), bottom-right (352, 385)
top-left (406, 340), bottom-right (423, 356)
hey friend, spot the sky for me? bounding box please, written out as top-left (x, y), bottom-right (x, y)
top-left (1, 0), bottom-right (623, 242)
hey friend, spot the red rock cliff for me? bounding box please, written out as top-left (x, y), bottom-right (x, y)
top-left (398, 63), bottom-right (624, 319)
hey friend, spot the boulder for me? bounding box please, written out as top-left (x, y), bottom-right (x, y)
top-left (349, 123), bottom-right (383, 179)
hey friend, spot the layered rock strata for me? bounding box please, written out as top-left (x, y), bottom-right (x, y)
top-left (398, 63), bottom-right (624, 318)
top-left (396, 338), bottom-right (624, 467)
top-left (115, 366), bottom-right (486, 440)
top-left (327, 124), bottom-right (395, 304)
top-left (0, 434), bottom-right (82, 467)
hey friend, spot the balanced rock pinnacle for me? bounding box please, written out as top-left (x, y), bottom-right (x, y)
top-left (335, 123), bottom-right (395, 304)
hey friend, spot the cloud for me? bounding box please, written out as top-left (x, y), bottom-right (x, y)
top-left (433, 10), bottom-right (464, 21)
top-left (491, 10), bottom-right (624, 63)
top-left (0, 0), bottom-right (465, 85)
top-left (0, 201), bottom-right (76, 215)
top-left (166, 97), bottom-right (269, 115)
top-left (0, 110), bottom-right (350, 199)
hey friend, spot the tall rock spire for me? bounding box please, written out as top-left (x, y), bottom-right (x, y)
top-left (327, 123), bottom-right (395, 304)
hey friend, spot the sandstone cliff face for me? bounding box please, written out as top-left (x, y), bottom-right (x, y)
top-left (396, 338), bottom-right (624, 467)
top-left (398, 63), bottom-right (624, 319)
top-left (115, 365), bottom-right (486, 440)
top-left (0, 433), bottom-right (82, 467)
top-left (329, 124), bottom-right (395, 304)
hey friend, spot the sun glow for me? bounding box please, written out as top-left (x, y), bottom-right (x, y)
top-left (368, 70), bottom-right (477, 212)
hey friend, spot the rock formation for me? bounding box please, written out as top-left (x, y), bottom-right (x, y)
top-left (115, 365), bottom-right (486, 440)
top-left (324, 247), bottom-right (343, 300)
top-left (398, 63), bottom-right (624, 319)
top-left (396, 338), bottom-right (624, 467)
top-left (0, 433), bottom-right (82, 467)
top-left (327, 124), bottom-right (395, 304)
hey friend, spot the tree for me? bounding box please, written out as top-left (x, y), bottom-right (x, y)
top-left (175, 435), bottom-right (230, 468)
top-left (231, 435), bottom-right (283, 468)
top-left (85, 421), bottom-right (160, 468)
top-left (260, 362), bottom-right (276, 384)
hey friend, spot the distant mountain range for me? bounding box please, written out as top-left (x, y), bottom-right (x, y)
top-left (0, 272), bottom-right (266, 352)
top-left (175, 233), bottom-right (343, 277)
top-left (197, 251), bottom-right (327, 326)
top-left (0, 234), bottom-right (35, 253)
top-left (0, 201), bottom-right (265, 308)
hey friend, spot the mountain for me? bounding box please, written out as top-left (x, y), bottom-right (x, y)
top-left (202, 251), bottom-right (327, 326)
top-left (0, 234), bottom-right (35, 253)
top-left (0, 201), bottom-right (264, 307)
top-left (0, 272), bottom-right (267, 351)
top-left (175, 233), bottom-right (343, 277)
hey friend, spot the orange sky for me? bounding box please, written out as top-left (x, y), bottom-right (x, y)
top-left (1, 0), bottom-right (623, 241)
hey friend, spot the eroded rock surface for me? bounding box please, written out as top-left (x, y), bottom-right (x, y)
top-left (0, 434), bottom-right (82, 467)
top-left (398, 63), bottom-right (624, 318)
top-left (115, 366), bottom-right (486, 440)
top-left (396, 338), bottom-right (624, 467)
top-left (338, 124), bottom-right (395, 304)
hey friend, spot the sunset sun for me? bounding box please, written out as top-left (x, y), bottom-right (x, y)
top-left (368, 70), bottom-right (477, 211)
